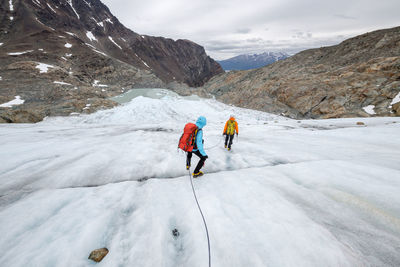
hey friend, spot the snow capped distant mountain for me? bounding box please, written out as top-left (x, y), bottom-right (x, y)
top-left (218, 52), bottom-right (290, 71)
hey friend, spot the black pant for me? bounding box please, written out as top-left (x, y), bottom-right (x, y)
top-left (225, 134), bottom-right (234, 148)
top-left (187, 150), bottom-right (207, 173)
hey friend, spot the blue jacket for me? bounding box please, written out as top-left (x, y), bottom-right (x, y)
top-left (193, 116), bottom-right (207, 156)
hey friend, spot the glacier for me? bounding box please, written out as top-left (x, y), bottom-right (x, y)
top-left (0, 89), bottom-right (399, 267)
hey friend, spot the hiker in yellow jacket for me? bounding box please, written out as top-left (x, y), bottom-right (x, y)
top-left (223, 115), bottom-right (239, 150)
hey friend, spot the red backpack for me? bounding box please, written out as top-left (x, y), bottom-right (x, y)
top-left (178, 123), bottom-right (198, 152)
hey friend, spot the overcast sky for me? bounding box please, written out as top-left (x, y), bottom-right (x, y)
top-left (101, 0), bottom-right (400, 60)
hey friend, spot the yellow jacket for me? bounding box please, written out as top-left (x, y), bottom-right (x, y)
top-left (223, 117), bottom-right (239, 135)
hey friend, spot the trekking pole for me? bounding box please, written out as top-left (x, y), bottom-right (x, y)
top-left (188, 169), bottom-right (211, 267)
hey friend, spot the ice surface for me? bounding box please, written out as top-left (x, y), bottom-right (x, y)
top-left (0, 89), bottom-right (399, 266)
top-left (0, 96), bottom-right (24, 107)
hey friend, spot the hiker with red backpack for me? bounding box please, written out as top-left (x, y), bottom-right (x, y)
top-left (223, 115), bottom-right (239, 151)
top-left (178, 116), bottom-right (208, 178)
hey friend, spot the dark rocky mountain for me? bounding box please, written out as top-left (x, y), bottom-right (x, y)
top-left (218, 52), bottom-right (289, 71)
top-left (203, 26), bottom-right (400, 119)
top-left (0, 0), bottom-right (223, 122)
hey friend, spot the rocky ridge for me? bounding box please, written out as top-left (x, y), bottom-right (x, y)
top-left (0, 0), bottom-right (223, 122)
top-left (203, 26), bottom-right (400, 119)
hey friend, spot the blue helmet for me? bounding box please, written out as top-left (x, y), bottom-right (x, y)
top-left (196, 116), bottom-right (207, 129)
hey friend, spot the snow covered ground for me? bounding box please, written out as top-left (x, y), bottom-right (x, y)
top-left (0, 89), bottom-right (400, 267)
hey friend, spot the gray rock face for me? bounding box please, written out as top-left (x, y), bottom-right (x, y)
top-left (202, 26), bottom-right (400, 119)
top-left (0, 0), bottom-right (223, 122)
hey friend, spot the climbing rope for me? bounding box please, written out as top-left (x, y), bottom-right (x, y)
top-left (204, 135), bottom-right (224, 150)
top-left (188, 169), bottom-right (211, 267)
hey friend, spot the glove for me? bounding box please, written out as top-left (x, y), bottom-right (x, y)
top-left (204, 155), bottom-right (208, 159)
top-left (222, 133), bottom-right (225, 136)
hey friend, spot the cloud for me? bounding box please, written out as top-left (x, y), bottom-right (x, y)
top-left (334, 14), bottom-right (357, 20)
top-left (236, 28), bottom-right (252, 34)
top-left (101, 0), bottom-right (400, 60)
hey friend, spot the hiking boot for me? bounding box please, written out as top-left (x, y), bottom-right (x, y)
top-left (224, 145), bottom-right (227, 148)
top-left (192, 171), bottom-right (204, 178)
top-left (186, 165), bottom-right (190, 170)
top-left (228, 147), bottom-right (231, 151)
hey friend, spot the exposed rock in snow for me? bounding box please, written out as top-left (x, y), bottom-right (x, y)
top-left (392, 102), bottom-right (400, 116)
top-left (88, 248), bottom-right (109, 262)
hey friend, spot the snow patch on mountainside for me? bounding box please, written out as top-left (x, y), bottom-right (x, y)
top-left (362, 105), bottom-right (376, 115)
top-left (9, 0), bottom-right (14, 11)
top-left (0, 96), bottom-right (24, 107)
top-left (66, 0), bottom-right (80, 19)
top-left (86, 31), bottom-right (97, 42)
top-left (108, 36), bottom-right (122, 49)
top-left (36, 63), bottom-right (54, 73)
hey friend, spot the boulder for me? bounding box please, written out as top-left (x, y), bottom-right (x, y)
top-left (393, 102), bottom-right (400, 116)
top-left (88, 248), bottom-right (109, 263)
